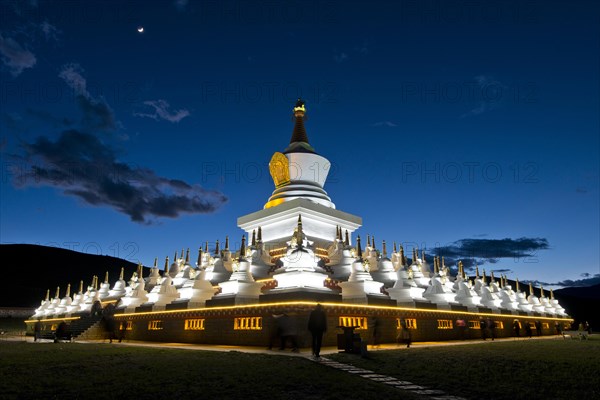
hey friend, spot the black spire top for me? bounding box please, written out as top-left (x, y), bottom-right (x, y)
top-left (284, 99), bottom-right (316, 154)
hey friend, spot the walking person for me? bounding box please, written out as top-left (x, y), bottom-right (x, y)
top-left (307, 304), bottom-right (327, 359)
top-left (371, 317), bottom-right (381, 348)
top-left (525, 322), bottom-right (533, 338)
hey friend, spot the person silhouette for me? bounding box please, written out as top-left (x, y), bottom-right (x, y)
top-left (307, 304), bottom-right (327, 359)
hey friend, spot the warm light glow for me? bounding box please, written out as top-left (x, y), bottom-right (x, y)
top-left (25, 316), bottom-right (80, 324)
top-left (338, 316), bottom-right (368, 330)
top-left (148, 320), bottom-right (163, 330)
top-left (397, 318), bottom-right (417, 329)
top-left (437, 319), bottom-right (453, 329)
top-left (264, 198), bottom-right (286, 209)
top-left (233, 317), bottom-right (262, 330)
top-left (114, 301), bottom-right (572, 324)
top-left (184, 319), bottom-right (205, 330)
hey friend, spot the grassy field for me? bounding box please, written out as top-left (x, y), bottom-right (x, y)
top-left (0, 341), bottom-right (419, 400)
top-left (1, 337), bottom-right (598, 400)
top-left (330, 336), bottom-right (600, 400)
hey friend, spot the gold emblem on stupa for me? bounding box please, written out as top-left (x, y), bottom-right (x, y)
top-left (269, 152), bottom-right (290, 187)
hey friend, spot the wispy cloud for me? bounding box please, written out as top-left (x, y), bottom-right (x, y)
top-left (460, 75), bottom-right (504, 118)
top-left (134, 100), bottom-right (190, 123)
top-left (333, 51), bottom-right (348, 63)
top-left (59, 64), bottom-right (116, 132)
top-left (372, 121), bottom-right (398, 127)
top-left (0, 34), bottom-right (36, 76)
top-left (11, 130), bottom-right (227, 223)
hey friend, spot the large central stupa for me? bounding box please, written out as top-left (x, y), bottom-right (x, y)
top-left (27, 101), bottom-right (571, 346)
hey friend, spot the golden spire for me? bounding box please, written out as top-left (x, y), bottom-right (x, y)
top-left (138, 263), bottom-right (143, 279)
top-left (225, 235), bottom-right (230, 250)
top-left (197, 247), bottom-right (203, 267)
top-left (65, 284), bottom-right (71, 297)
top-left (119, 267), bottom-right (124, 280)
top-left (204, 241), bottom-right (209, 253)
top-left (434, 256), bottom-right (439, 274)
top-left (367, 235), bottom-right (371, 248)
top-left (540, 285), bottom-right (544, 298)
top-left (55, 286), bottom-right (60, 298)
top-left (475, 265), bottom-right (480, 279)
top-left (550, 289), bottom-right (554, 300)
top-left (356, 235), bottom-right (362, 259)
top-left (412, 248), bottom-right (417, 264)
top-left (185, 248), bottom-right (190, 264)
top-left (529, 282), bottom-right (534, 296)
top-left (344, 230), bottom-right (349, 246)
top-left (164, 256), bottom-right (170, 275)
top-left (252, 229), bottom-right (257, 246)
top-left (104, 271), bottom-right (109, 284)
top-left (257, 227), bottom-right (262, 242)
top-left (516, 278), bottom-right (520, 292)
top-left (45, 289), bottom-right (50, 301)
top-left (394, 242), bottom-right (398, 253)
top-left (180, 248), bottom-right (184, 259)
top-left (174, 251), bottom-right (178, 262)
top-left (78, 280), bottom-right (83, 294)
top-left (490, 271), bottom-right (495, 282)
top-left (482, 269), bottom-right (487, 284)
top-left (421, 250), bottom-right (426, 263)
top-left (371, 236), bottom-right (375, 249)
top-left (153, 257), bottom-right (158, 268)
top-left (382, 240), bottom-right (387, 256)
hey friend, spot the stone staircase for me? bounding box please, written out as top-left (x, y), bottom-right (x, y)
top-left (70, 314), bottom-right (103, 340)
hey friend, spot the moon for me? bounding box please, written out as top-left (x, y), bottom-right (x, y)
top-left (137, 26), bottom-right (144, 33)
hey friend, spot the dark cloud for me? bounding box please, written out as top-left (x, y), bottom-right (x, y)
top-left (12, 130), bottom-right (227, 223)
top-left (432, 237), bottom-right (549, 269)
top-left (529, 274), bottom-right (600, 288)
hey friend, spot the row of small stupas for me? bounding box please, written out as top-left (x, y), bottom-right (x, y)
top-left (32, 218), bottom-right (566, 319)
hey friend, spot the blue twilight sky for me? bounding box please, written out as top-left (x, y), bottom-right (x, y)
top-left (1, 0), bottom-right (598, 289)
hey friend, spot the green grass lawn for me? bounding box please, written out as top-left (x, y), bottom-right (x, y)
top-left (330, 336), bottom-right (600, 400)
top-left (1, 337), bottom-right (597, 400)
top-left (0, 341), bottom-right (418, 400)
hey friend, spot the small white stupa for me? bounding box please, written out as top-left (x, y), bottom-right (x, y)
top-left (216, 235), bottom-right (263, 304)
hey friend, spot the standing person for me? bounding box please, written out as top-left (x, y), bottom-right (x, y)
top-left (267, 313), bottom-right (284, 350)
top-left (479, 317), bottom-right (488, 340)
top-left (371, 317), bottom-right (381, 348)
top-left (535, 320), bottom-right (542, 336)
top-left (487, 318), bottom-right (496, 341)
top-left (307, 304), bottom-right (327, 359)
top-left (525, 322), bottom-right (532, 338)
top-left (397, 317), bottom-right (412, 348)
top-left (34, 320), bottom-right (42, 342)
top-left (554, 321), bottom-right (562, 336)
top-left (456, 318), bottom-right (466, 340)
top-left (279, 313), bottom-right (299, 352)
top-left (513, 319), bottom-right (521, 338)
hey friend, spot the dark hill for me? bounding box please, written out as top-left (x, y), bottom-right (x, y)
top-left (554, 283), bottom-right (600, 331)
top-left (1, 244), bottom-right (143, 308)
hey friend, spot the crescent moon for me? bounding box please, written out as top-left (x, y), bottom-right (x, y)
top-left (137, 27), bottom-right (144, 33)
